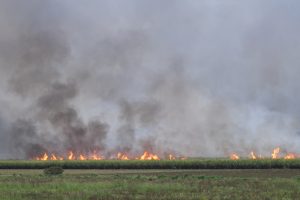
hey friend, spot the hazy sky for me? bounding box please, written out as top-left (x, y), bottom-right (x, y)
top-left (0, 0), bottom-right (300, 158)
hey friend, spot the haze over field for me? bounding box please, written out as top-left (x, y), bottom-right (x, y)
top-left (0, 0), bottom-right (300, 159)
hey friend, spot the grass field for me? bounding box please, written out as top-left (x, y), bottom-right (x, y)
top-left (0, 169), bottom-right (300, 200)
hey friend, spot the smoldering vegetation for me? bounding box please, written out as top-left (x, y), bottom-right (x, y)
top-left (0, 0), bottom-right (300, 159)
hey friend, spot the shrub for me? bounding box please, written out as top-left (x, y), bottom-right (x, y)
top-left (43, 166), bottom-right (64, 175)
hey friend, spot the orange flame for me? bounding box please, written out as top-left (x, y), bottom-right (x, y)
top-left (168, 154), bottom-right (176, 160)
top-left (228, 147), bottom-right (299, 160)
top-left (284, 153), bottom-right (296, 160)
top-left (68, 151), bottom-right (75, 160)
top-left (272, 147), bottom-right (280, 159)
top-left (34, 150), bottom-right (181, 161)
top-left (117, 152), bottom-right (129, 160)
top-left (249, 151), bottom-right (257, 160)
top-left (36, 153), bottom-right (48, 161)
top-left (90, 151), bottom-right (103, 160)
top-left (79, 154), bottom-right (87, 160)
top-left (50, 154), bottom-right (57, 160)
top-left (230, 153), bottom-right (239, 160)
top-left (139, 151), bottom-right (160, 160)
top-left (35, 151), bottom-right (105, 161)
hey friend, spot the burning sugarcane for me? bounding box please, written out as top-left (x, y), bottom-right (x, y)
top-left (230, 147), bottom-right (298, 160)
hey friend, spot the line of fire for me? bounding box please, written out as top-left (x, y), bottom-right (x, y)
top-left (34, 147), bottom-right (298, 161)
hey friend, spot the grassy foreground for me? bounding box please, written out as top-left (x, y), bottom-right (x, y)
top-left (0, 169), bottom-right (300, 200)
top-left (1, 159), bottom-right (300, 169)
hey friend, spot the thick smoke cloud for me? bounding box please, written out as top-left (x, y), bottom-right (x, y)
top-left (0, 0), bottom-right (300, 158)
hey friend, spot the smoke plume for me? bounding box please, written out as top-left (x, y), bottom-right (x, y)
top-left (0, 0), bottom-right (300, 158)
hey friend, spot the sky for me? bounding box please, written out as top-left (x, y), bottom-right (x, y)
top-left (0, 0), bottom-right (300, 158)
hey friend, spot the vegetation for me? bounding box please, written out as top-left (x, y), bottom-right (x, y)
top-left (1, 159), bottom-right (300, 169)
top-left (0, 169), bottom-right (299, 199)
top-left (43, 166), bottom-right (64, 175)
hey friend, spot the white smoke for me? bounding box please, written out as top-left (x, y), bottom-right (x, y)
top-left (0, 0), bottom-right (300, 158)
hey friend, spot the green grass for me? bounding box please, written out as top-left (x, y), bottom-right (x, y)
top-left (0, 169), bottom-right (299, 199)
top-left (1, 159), bottom-right (300, 169)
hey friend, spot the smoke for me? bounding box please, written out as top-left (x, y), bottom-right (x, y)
top-left (36, 82), bottom-right (109, 154)
top-left (0, 0), bottom-right (300, 158)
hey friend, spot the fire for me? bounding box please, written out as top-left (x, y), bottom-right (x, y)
top-left (35, 151), bottom-right (104, 161)
top-left (33, 147), bottom-right (300, 161)
top-left (68, 151), bottom-right (75, 160)
top-left (33, 148), bottom-right (300, 161)
top-left (272, 147), bottom-right (280, 159)
top-left (250, 151), bottom-right (257, 160)
top-left (168, 154), bottom-right (176, 160)
top-left (228, 147), bottom-right (298, 160)
top-left (79, 154), bottom-right (87, 160)
top-left (117, 152), bottom-right (129, 160)
top-left (90, 151), bottom-right (103, 160)
top-left (50, 154), bottom-right (57, 160)
top-left (36, 153), bottom-right (63, 161)
top-left (139, 151), bottom-right (160, 160)
top-left (230, 153), bottom-right (239, 160)
top-left (50, 154), bottom-right (62, 160)
top-left (36, 153), bottom-right (48, 161)
top-left (34, 151), bottom-right (166, 161)
top-left (284, 153), bottom-right (296, 160)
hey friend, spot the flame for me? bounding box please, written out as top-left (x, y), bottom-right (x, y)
top-left (34, 150), bottom-right (184, 161)
top-left (139, 151), bottom-right (160, 160)
top-left (79, 154), bottom-right (87, 160)
top-left (90, 151), bottom-right (103, 160)
top-left (228, 147), bottom-right (299, 160)
top-left (272, 147), bottom-right (280, 159)
top-left (35, 151), bottom-right (105, 161)
top-left (33, 148), bottom-right (300, 161)
top-left (50, 154), bottom-right (57, 160)
top-left (36, 153), bottom-right (48, 161)
top-left (249, 151), bottom-right (257, 160)
top-left (117, 152), bottom-right (129, 160)
top-left (230, 153), bottom-right (239, 160)
top-left (284, 153), bottom-right (296, 160)
top-left (168, 154), bottom-right (176, 160)
top-left (68, 151), bottom-right (75, 160)
top-left (35, 153), bottom-right (62, 161)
